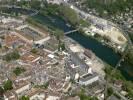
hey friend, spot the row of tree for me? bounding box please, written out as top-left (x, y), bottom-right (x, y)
top-left (81, 0), bottom-right (133, 16)
top-left (0, 80), bottom-right (13, 98)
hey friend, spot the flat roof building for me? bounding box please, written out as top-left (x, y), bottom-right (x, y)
top-left (65, 51), bottom-right (99, 86)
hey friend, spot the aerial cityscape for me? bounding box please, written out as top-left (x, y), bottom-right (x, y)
top-left (0, 0), bottom-right (132, 100)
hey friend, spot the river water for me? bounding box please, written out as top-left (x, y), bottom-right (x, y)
top-left (32, 14), bottom-right (133, 81)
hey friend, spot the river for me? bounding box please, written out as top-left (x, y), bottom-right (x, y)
top-left (32, 14), bottom-right (133, 81)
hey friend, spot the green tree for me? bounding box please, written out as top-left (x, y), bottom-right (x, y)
top-left (4, 50), bottom-right (20, 62)
top-left (59, 5), bottom-right (79, 26)
top-left (54, 29), bottom-right (64, 39)
top-left (126, 47), bottom-right (133, 65)
top-left (41, 4), bottom-right (60, 15)
top-left (123, 81), bottom-right (133, 98)
top-left (58, 43), bottom-right (65, 51)
top-left (30, 0), bottom-right (41, 9)
top-left (19, 96), bottom-right (29, 100)
top-left (0, 44), bottom-right (2, 48)
top-left (78, 0), bottom-right (133, 16)
top-left (0, 87), bottom-right (4, 98)
top-left (3, 80), bottom-right (13, 91)
top-left (13, 67), bottom-right (26, 76)
top-left (30, 48), bottom-right (38, 54)
top-left (107, 87), bottom-right (113, 97)
top-left (78, 89), bottom-right (98, 100)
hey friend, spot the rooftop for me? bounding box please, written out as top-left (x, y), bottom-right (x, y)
top-left (4, 91), bottom-right (17, 100)
top-left (4, 33), bottom-right (26, 48)
top-left (49, 79), bottom-right (65, 92)
top-left (79, 72), bottom-right (98, 82)
top-left (20, 53), bottom-right (40, 64)
top-left (27, 88), bottom-right (45, 98)
top-left (14, 80), bottom-right (30, 90)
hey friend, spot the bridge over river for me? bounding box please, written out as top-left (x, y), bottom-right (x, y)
top-left (64, 28), bottom-right (79, 35)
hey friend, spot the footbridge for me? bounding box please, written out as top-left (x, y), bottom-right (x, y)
top-left (30, 10), bottom-right (39, 16)
top-left (64, 28), bottom-right (79, 35)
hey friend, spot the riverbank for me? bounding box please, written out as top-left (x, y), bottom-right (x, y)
top-left (79, 29), bottom-right (123, 54)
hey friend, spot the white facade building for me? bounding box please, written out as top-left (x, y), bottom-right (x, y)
top-left (79, 74), bottom-right (99, 86)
